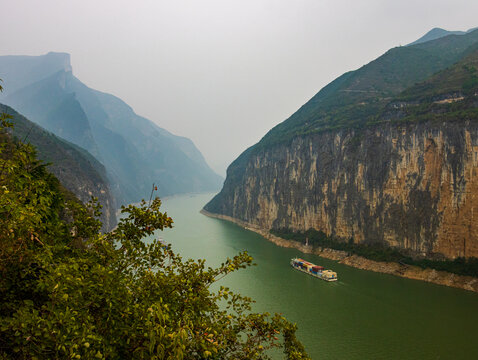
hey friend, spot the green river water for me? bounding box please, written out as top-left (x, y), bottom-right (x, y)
top-left (149, 193), bottom-right (478, 359)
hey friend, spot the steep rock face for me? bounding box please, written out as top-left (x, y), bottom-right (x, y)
top-left (0, 52), bottom-right (72, 94)
top-left (206, 29), bottom-right (478, 261)
top-left (205, 120), bottom-right (478, 259)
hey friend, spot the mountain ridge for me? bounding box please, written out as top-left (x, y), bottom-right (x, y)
top-left (0, 53), bottom-right (223, 205)
top-left (246, 28), bottom-right (478, 152)
top-left (408, 26), bottom-right (478, 46)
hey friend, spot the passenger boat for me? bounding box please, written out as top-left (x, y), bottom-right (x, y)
top-left (290, 258), bottom-right (338, 281)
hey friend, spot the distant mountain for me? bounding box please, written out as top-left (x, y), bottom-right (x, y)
top-left (407, 26), bottom-right (478, 46)
top-left (0, 53), bottom-right (223, 205)
top-left (0, 52), bottom-right (72, 94)
top-left (408, 28), bottom-right (466, 46)
top-left (3, 70), bottom-right (98, 155)
top-left (0, 103), bottom-right (116, 231)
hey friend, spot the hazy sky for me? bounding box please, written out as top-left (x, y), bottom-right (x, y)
top-left (2, 0), bottom-right (478, 175)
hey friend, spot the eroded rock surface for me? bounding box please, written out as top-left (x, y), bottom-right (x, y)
top-left (205, 121), bottom-right (478, 259)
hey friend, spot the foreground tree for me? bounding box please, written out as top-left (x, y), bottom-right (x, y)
top-left (0, 109), bottom-right (309, 359)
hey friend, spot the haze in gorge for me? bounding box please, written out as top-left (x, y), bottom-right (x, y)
top-left (2, 1), bottom-right (478, 359)
top-left (2, 0), bottom-right (478, 176)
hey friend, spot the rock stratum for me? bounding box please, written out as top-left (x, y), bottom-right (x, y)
top-left (205, 121), bottom-right (478, 259)
top-left (205, 29), bottom-right (478, 262)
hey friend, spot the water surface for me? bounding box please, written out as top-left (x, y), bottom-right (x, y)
top-left (150, 193), bottom-right (478, 359)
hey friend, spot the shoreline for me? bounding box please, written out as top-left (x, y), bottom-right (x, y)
top-left (200, 209), bottom-right (478, 293)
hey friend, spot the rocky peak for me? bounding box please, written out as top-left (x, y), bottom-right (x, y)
top-left (44, 52), bottom-right (72, 73)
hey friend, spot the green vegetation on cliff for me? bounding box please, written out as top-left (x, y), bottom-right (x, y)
top-left (254, 29), bottom-right (478, 150)
top-left (0, 113), bottom-right (308, 359)
top-left (0, 103), bottom-right (116, 231)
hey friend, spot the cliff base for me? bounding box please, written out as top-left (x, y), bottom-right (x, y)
top-left (200, 210), bottom-right (478, 292)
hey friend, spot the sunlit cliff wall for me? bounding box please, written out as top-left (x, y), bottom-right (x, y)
top-left (205, 120), bottom-right (478, 259)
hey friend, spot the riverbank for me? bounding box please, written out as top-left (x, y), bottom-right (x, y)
top-left (200, 210), bottom-right (478, 293)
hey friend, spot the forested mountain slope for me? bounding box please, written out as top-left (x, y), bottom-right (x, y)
top-left (205, 28), bottom-right (478, 260)
top-left (0, 103), bottom-right (116, 230)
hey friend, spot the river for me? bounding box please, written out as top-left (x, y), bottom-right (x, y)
top-left (148, 193), bottom-right (478, 359)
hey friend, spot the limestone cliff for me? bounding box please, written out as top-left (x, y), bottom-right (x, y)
top-left (205, 30), bottom-right (478, 261)
top-left (205, 121), bottom-right (478, 259)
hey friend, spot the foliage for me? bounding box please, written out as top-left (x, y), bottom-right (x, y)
top-left (271, 228), bottom-right (478, 277)
top-left (0, 103), bottom-right (110, 190)
top-left (246, 30), bottom-right (478, 155)
top-left (0, 115), bottom-right (309, 359)
top-left (0, 103), bottom-right (117, 231)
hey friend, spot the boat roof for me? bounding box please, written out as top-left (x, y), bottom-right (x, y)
top-left (292, 258), bottom-right (319, 267)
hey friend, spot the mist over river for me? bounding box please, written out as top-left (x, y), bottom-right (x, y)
top-left (147, 193), bottom-right (478, 359)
